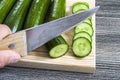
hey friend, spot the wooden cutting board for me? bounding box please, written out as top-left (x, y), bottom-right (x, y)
top-left (10, 0), bottom-right (96, 73)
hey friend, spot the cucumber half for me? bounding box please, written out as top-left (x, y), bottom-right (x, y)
top-left (74, 22), bottom-right (93, 36)
top-left (72, 2), bottom-right (89, 14)
top-left (49, 44), bottom-right (68, 58)
top-left (72, 37), bottom-right (92, 57)
top-left (73, 31), bottom-right (92, 42)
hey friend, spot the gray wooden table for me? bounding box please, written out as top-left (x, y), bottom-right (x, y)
top-left (0, 0), bottom-right (120, 80)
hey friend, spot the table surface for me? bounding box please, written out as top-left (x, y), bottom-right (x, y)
top-left (1, 0), bottom-right (120, 80)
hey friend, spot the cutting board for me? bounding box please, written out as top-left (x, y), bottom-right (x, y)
top-left (10, 0), bottom-right (96, 73)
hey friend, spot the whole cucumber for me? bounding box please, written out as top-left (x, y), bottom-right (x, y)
top-left (24, 0), bottom-right (51, 29)
top-left (4, 0), bottom-right (31, 33)
top-left (46, 0), bottom-right (66, 21)
top-left (0, 0), bottom-right (16, 23)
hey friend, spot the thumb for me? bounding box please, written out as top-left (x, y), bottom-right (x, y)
top-left (0, 24), bottom-right (11, 40)
top-left (0, 50), bottom-right (20, 68)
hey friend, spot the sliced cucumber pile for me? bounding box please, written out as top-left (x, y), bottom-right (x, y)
top-left (72, 2), bottom-right (93, 57)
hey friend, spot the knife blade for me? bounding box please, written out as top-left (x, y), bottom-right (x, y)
top-left (0, 6), bottom-right (99, 56)
top-left (26, 6), bottom-right (99, 52)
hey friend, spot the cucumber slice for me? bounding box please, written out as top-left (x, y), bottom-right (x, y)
top-left (74, 22), bottom-right (93, 36)
top-left (49, 44), bottom-right (68, 58)
top-left (73, 31), bottom-right (92, 42)
top-left (72, 2), bottom-right (89, 14)
top-left (72, 37), bottom-right (92, 57)
top-left (46, 36), bottom-right (69, 58)
top-left (88, 16), bottom-right (92, 21)
top-left (83, 19), bottom-right (92, 25)
top-left (74, 9), bottom-right (92, 21)
top-left (73, 9), bottom-right (85, 14)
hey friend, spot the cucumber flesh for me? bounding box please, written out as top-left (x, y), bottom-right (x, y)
top-left (49, 44), bottom-right (68, 58)
top-left (73, 31), bottom-right (92, 42)
top-left (72, 37), bottom-right (92, 57)
top-left (74, 22), bottom-right (93, 36)
top-left (72, 2), bottom-right (89, 14)
top-left (46, 36), bottom-right (69, 58)
top-left (83, 19), bottom-right (92, 25)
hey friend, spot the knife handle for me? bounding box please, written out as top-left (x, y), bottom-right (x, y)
top-left (0, 31), bottom-right (27, 57)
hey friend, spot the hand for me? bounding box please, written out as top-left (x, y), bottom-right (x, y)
top-left (0, 24), bottom-right (20, 68)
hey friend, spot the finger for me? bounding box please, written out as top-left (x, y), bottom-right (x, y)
top-left (0, 50), bottom-right (20, 68)
top-left (0, 24), bottom-right (11, 40)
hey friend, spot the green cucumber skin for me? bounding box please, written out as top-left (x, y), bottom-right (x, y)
top-left (4, 0), bottom-right (31, 33)
top-left (46, 0), bottom-right (66, 21)
top-left (72, 37), bottom-right (92, 57)
top-left (24, 0), bottom-right (51, 29)
top-left (0, 0), bottom-right (16, 23)
top-left (46, 36), bottom-right (69, 58)
top-left (46, 0), bottom-right (68, 58)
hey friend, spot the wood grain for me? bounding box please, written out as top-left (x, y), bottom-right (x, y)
top-left (9, 0), bottom-right (96, 73)
top-left (0, 31), bottom-right (27, 56)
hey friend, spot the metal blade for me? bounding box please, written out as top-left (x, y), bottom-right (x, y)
top-left (26, 6), bottom-right (99, 52)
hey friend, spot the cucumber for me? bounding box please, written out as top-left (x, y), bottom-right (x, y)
top-left (72, 2), bottom-right (92, 21)
top-left (72, 2), bottom-right (93, 57)
top-left (83, 19), bottom-right (92, 25)
top-left (74, 22), bottom-right (93, 36)
top-left (0, 0), bottom-right (16, 23)
top-left (46, 36), bottom-right (69, 58)
top-left (74, 9), bottom-right (86, 13)
top-left (72, 37), bottom-right (92, 57)
top-left (24, 0), bottom-right (50, 29)
top-left (46, 0), bottom-right (66, 21)
top-left (45, 0), bottom-right (69, 58)
top-left (72, 2), bottom-right (89, 14)
top-left (73, 9), bottom-right (92, 21)
top-left (73, 31), bottom-right (92, 42)
top-left (4, 0), bottom-right (31, 33)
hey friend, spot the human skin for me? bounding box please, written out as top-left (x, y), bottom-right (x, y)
top-left (0, 24), bottom-right (20, 68)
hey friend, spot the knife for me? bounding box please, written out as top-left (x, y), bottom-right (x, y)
top-left (0, 6), bottom-right (99, 57)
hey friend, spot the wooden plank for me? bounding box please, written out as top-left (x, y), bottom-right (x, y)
top-left (9, 0), bottom-right (95, 73)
